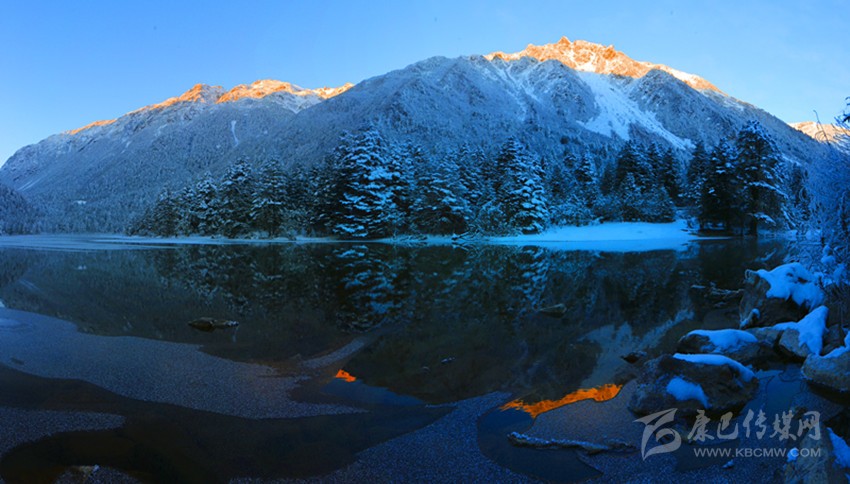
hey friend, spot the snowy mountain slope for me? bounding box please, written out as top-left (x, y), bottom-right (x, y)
top-left (790, 121), bottom-right (850, 143)
top-left (276, 52), bottom-right (824, 170)
top-left (0, 38), bottom-right (832, 232)
top-left (0, 82), bottom-right (351, 231)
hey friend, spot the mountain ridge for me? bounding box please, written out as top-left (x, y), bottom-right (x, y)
top-left (0, 36), bottom-right (831, 232)
top-left (65, 80), bottom-right (354, 136)
top-left (486, 36), bottom-right (722, 93)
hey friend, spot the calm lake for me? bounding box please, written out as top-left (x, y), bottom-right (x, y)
top-left (0, 237), bottom-right (788, 482)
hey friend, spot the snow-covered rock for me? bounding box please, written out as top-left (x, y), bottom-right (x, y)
top-left (628, 353), bottom-right (758, 416)
top-left (677, 328), bottom-right (771, 365)
top-left (774, 306), bottom-right (829, 361)
top-left (740, 263), bottom-right (825, 329)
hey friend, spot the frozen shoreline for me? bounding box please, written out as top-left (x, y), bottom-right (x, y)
top-left (0, 220), bottom-right (716, 251)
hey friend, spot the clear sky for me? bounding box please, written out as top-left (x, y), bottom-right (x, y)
top-left (1, 0), bottom-right (847, 166)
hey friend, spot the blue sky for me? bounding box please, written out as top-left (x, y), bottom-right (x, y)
top-left (1, 0), bottom-right (847, 165)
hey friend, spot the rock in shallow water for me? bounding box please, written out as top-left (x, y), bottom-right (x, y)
top-left (188, 317), bottom-right (239, 331)
top-left (628, 354), bottom-right (758, 417)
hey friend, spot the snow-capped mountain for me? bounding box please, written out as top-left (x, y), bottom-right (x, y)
top-left (0, 37), bottom-right (829, 232)
top-left (485, 36), bottom-right (721, 92)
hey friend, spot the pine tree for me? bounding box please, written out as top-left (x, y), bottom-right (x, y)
top-left (699, 142), bottom-right (737, 230)
top-left (284, 163), bottom-right (311, 233)
top-left (457, 145), bottom-right (488, 220)
top-left (574, 151), bottom-right (600, 210)
top-left (659, 148), bottom-right (681, 202)
top-left (217, 159), bottom-right (255, 237)
top-left (190, 173), bottom-right (219, 235)
top-left (614, 142), bottom-right (652, 191)
top-left (411, 153), bottom-right (470, 234)
top-left (251, 160), bottom-right (288, 237)
top-left (686, 141), bottom-right (711, 205)
top-left (547, 152), bottom-right (592, 226)
top-left (334, 128), bottom-right (400, 239)
top-left (734, 120), bottom-right (786, 236)
top-left (495, 139), bottom-right (549, 234)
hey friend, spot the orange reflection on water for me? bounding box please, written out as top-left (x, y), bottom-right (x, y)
top-left (501, 383), bottom-right (622, 418)
top-left (335, 369), bottom-right (356, 383)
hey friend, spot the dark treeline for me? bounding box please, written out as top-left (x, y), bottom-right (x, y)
top-left (129, 121), bottom-right (797, 239)
top-left (686, 120), bottom-right (795, 235)
top-left (0, 184), bottom-right (38, 235)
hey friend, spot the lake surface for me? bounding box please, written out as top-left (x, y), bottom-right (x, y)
top-left (0, 237), bottom-right (788, 482)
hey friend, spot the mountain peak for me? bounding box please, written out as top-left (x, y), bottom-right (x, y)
top-left (485, 37), bottom-right (721, 93)
top-left (216, 80), bottom-right (354, 103)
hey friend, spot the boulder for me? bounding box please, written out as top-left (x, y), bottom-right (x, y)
top-left (746, 326), bottom-right (785, 347)
top-left (628, 353), bottom-right (759, 417)
top-left (740, 263), bottom-right (825, 329)
top-left (802, 346), bottom-right (850, 394)
top-left (775, 307), bottom-right (829, 361)
top-left (778, 330), bottom-right (813, 361)
top-left (822, 324), bottom-right (847, 356)
top-left (677, 329), bottom-right (773, 365)
top-left (784, 429), bottom-right (850, 483)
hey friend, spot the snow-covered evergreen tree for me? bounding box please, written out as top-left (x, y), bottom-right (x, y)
top-left (411, 153), bottom-right (471, 234)
top-left (217, 159), bottom-right (255, 237)
top-left (0, 184), bottom-right (37, 234)
top-left (334, 128), bottom-right (400, 239)
top-left (251, 160), bottom-right (288, 237)
top-left (699, 142), bottom-right (737, 230)
top-left (686, 141), bottom-right (711, 205)
top-left (547, 152), bottom-right (592, 226)
top-left (190, 173), bottom-right (219, 235)
top-left (734, 120), bottom-right (786, 235)
top-left (495, 139), bottom-right (549, 234)
top-left (614, 142), bottom-right (653, 191)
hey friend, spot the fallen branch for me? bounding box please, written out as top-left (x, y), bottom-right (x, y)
top-left (508, 432), bottom-right (635, 455)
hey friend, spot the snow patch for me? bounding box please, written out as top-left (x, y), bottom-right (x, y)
top-left (666, 377), bottom-right (709, 408)
top-left (230, 120), bottom-right (239, 147)
top-left (577, 72), bottom-right (692, 149)
top-left (756, 263), bottom-right (825, 310)
top-left (773, 306), bottom-right (829, 356)
top-left (672, 353), bottom-right (755, 381)
top-left (495, 220), bottom-right (696, 242)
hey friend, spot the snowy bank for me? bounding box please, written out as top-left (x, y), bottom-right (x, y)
top-left (489, 220), bottom-right (708, 252)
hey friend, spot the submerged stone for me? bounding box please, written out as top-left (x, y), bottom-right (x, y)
top-left (188, 317), bottom-right (239, 332)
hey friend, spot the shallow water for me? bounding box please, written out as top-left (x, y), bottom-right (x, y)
top-left (0, 238), bottom-right (788, 481)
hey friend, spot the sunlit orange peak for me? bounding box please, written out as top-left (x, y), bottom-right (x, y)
top-left (335, 369), bottom-right (356, 383)
top-left (501, 383), bottom-right (622, 418)
top-left (217, 80), bottom-right (355, 103)
top-left (485, 37), bottom-right (721, 93)
top-left (65, 118), bottom-right (117, 135)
